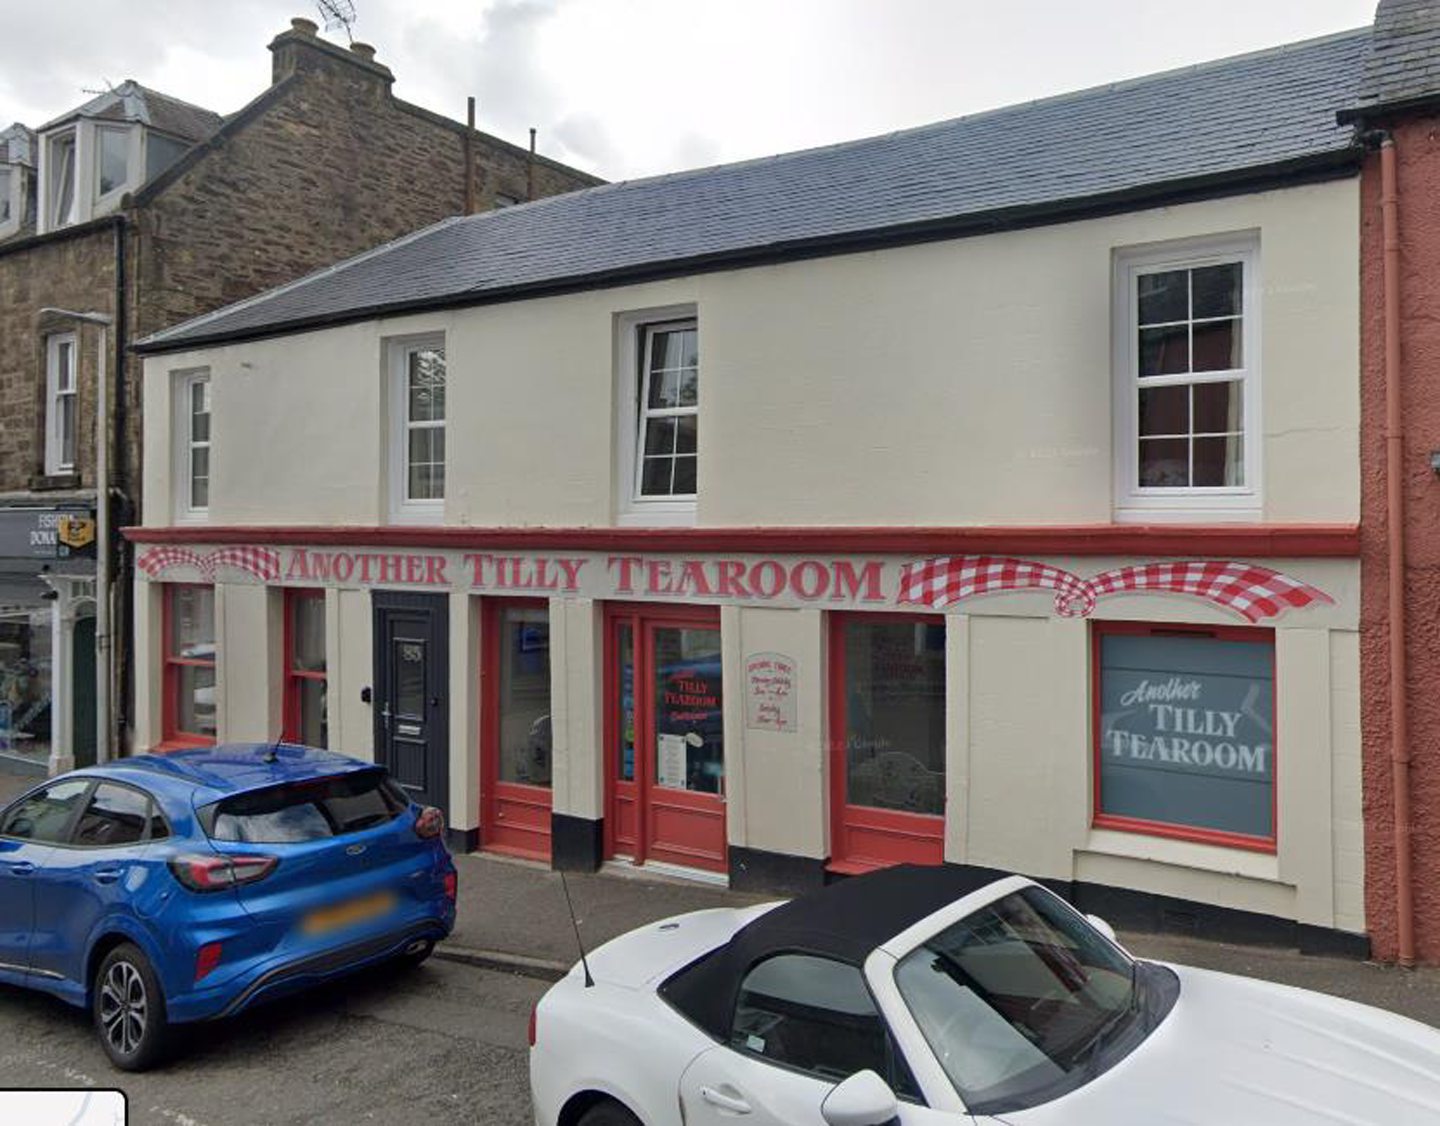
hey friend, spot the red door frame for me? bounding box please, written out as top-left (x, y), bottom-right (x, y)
top-left (827, 611), bottom-right (946, 875)
top-left (159, 583), bottom-right (216, 751)
top-left (603, 602), bottom-right (727, 874)
top-left (1091, 620), bottom-right (1278, 853)
top-left (481, 597), bottom-right (554, 861)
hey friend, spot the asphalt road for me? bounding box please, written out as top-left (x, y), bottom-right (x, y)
top-left (0, 958), bottom-right (546, 1126)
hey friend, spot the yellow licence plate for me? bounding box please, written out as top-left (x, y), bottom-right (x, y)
top-left (301, 891), bottom-right (398, 936)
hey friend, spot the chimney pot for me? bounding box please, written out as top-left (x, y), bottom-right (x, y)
top-left (350, 42), bottom-right (377, 60)
top-left (290, 17), bottom-right (318, 35)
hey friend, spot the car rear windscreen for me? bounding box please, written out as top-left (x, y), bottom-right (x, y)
top-left (201, 770), bottom-right (410, 843)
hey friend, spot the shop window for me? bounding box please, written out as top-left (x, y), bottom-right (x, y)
top-left (173, 368), bottom-right (210, 519)
top-left (616, 307), bottom-right (698, 525)
top-left (44, 332), bottom-right (77, 476)
top-left (0, 608), bottom-right (54, 769)
top-left (1093, 622), bottom-right (1275, 851)
top-left (495, 605), bottom-right (551, 788)
top-left (163, 584), bottom-right (216, 746)
top-left (1113, 236), bottom-right (1258, 519)
top-left (284, 590), bottom-right (327, 748)
top-left (831, 614), bottom-right (946, 817)
top-left (387, 334), bottom-right (446, 521)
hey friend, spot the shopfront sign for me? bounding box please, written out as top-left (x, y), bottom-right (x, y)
top-left (0, 508), bottom-right (97, 560)
top-left (1096, 631), bottom-right (1275, 842)
top-left (744, 652), bottom-right (797, 733)
top-left (136, 544), bottom-right (1335, 624)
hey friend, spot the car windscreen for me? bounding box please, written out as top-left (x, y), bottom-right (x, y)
top-left (894, 886), bottom-right (1175, 1116)
top-left (200, 769), bottom-right (409, 843)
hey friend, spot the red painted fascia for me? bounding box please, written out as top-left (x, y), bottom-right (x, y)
top-left (123, 523), bottom-right (1361, 558)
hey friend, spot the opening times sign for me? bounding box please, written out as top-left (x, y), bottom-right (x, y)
top-left (1097, 632), bottom-right (1275, 841)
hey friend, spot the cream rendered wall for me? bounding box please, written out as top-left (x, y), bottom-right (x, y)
top-left (547, 598), bottom-right (604, 823)
top-left (212, 583), bottom-right (281, 742)
top-left (141, 178), bottom-right (1358, 530)
top-left (332, 587), bottom-right (373, 762)
top-left (722, 606), bottom-right (827, 864)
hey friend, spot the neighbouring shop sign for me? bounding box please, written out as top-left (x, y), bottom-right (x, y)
top-left (1097, 632), bottom-right (1275, 841)
top-left (136, 545), bottom-right (1336, 624)
top-left (744, 652), bottom-right (797, 733)
top-left (0, 509), bottom-right (96, 560)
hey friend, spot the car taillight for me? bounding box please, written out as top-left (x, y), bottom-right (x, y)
top-left (169, 853), bottom-right (278, 892)
top-left (443, 871), bottom-right (457, 900)
top-left (415, 806), bottom-right (444, 840)
top-left (195, 941), bottom-right (223, 982)
top-left (528, 1004), bottom-right (537, 1048)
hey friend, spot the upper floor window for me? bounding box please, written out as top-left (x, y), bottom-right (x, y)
top-left (45, 131), bottom-right (77, 230)
top-left (388, 335), bottom-right (446, 521)
top-left (44, 333), bottom-right (77, 476)
top-left (96, 125), bottom-right (131, 199)
top-left (616, 308), bottom-right (698, 525)
top-left (1113, 236), bottom-right (1258, 520)
top-left (0, 166), bottom-right (13, 230)
top-left (173, 369), bottom-right (210, 519)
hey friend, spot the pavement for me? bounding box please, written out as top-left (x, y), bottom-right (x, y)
top-left (9, 765), bottom-right (1440, 1029)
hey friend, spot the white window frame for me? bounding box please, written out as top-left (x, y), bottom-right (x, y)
top-left (172, 368), bottom-right (211, 521)
top-left (0, 164), bottom-right (18, 238)
top-left (44, 332), bottom-right (78, 476)
top-left (39, 128), bottom-right (79, 232)
top-left (386, 333), bottom-right (447, 523)
top-left (615, 306), bottom-right (699, 526)
top-left (1112, 233), bottom-right (1261, 522)
top-left (93, 123), bottom-right (136, 207)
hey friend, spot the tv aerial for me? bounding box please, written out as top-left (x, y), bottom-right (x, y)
top-left (315, 0), bottom-right (358, 43)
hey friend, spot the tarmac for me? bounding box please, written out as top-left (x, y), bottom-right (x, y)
top-left (7, 767), bottom-right (1440, 1027)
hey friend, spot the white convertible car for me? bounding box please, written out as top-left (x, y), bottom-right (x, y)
top-left (529, 866), bottom-right (1440, 1125)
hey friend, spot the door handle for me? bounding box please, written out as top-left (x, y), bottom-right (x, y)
top-left (9, 861), bottom-right (34, 876)
top-left (93, 868), bottom-right (122, 885)
top-left (700, 1086), bottom-right (752, 1115)
top-left (381, 701), bottom-right (392, 732)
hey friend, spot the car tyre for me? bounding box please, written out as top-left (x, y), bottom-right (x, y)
top-left (93, 942), bottom-right (171, 1071)
top-left (577, 1099), bottom-right (642, 1126)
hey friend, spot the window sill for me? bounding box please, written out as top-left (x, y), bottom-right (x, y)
top-left (617, 504), bottom-right (697, 528)
top-left (30, 473), bottom-right (82, 492)
top-left (1082, 827), bottom-right (1280, 881)
top-left (388, 504), bottom-right (445, 526)
top-left (1113, 505), bottom-right (1262, 525)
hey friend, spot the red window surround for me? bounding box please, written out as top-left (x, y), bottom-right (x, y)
top-left (283, 589), bottom-right (326, 746)
top-left (1091, 619), bottom-right (1277, 854)
top-left (161, 583), bottom-right (216, 750)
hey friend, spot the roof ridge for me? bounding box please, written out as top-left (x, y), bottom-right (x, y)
top-left (139, 214), bottom-right (471, 347)
top-left (456, 24), bottom-right (1370, 221)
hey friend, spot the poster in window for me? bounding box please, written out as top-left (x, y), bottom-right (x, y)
top-left (1098, 632), bottom-right (1273, 841)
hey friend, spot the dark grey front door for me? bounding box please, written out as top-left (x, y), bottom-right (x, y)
top-left (373, 592), bottom-right (449, 814)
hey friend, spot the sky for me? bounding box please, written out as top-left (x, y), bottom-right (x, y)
top-left (0, 1), bottom-right (1380, 183)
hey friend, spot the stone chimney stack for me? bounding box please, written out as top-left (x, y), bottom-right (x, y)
top-left (269, 17), bottom-right (394, 87)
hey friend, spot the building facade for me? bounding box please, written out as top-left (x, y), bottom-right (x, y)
top-left (130, 29), bottom-right (1370, 952)
top-left (0, 18), bottom-right (598, 775)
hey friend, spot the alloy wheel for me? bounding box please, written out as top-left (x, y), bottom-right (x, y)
top-left (98, 960), bottom-right (147, 1057)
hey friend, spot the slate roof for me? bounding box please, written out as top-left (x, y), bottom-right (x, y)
top-left (137, 28), bottom-right (1370, 355)
top-left (0, 123), bottom-right (34, 167)
top-left (40, 80), bottom-right (222, 143)
top-left (1352, 0), bottom-right (1440, 114)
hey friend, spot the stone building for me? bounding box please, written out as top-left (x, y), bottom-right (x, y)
top-left (0, 17), bottom-right (599, 775)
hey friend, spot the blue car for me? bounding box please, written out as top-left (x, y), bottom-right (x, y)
top-left (0, 743), bottom-right (457, 1070)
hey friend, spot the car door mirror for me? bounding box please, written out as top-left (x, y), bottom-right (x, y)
top-left (820, 1069), bottom-right (899, 1126)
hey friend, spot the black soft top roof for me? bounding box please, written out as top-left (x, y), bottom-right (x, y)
top-left (662, 865), bottom-right (1009, 1040)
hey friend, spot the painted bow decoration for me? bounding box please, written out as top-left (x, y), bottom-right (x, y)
top-left (136, 546), bottom-right (282, 583)
top-left (896, 555), bottom-right (1333, 623)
